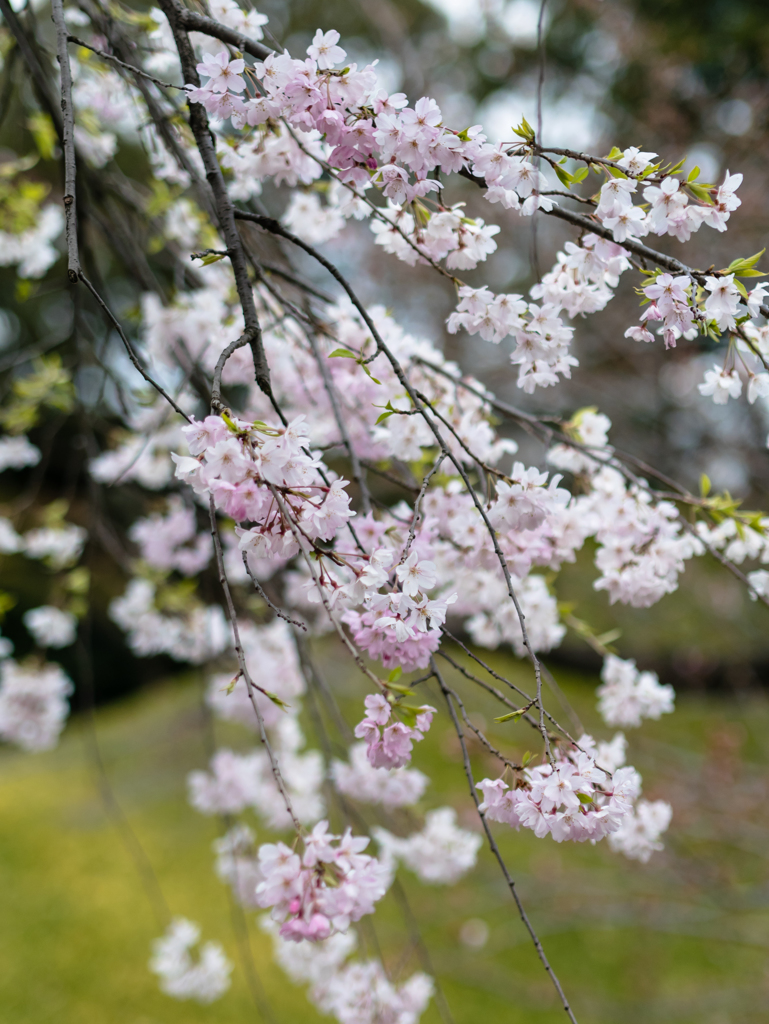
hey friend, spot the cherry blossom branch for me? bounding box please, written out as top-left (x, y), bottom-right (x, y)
top-left (240, 552), bottom-right (308, 631)
top-left (400, 453), bottom-right (446, 564)
top-left (235, 207), bottom-right (556, 759)
top-left (414, 359), bottom-right (769, 608)
top-left (440, 678), bottom-right (523, 770)
top-left (66, 34), bottom-right (183, 90)
top-left (158, 0), bottom-right (274, 402)
top-left (77, 0), bottom-right (217, 219)
top-left (431, 658), bottom-right (580, 1024)
top-left (438, 634), bottom-right (593, 759)
top-left (436, 647), bottom-right (541, 726)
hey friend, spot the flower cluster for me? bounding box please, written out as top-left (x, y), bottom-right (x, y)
top-left (607, 799), bottom-right (673, 862)
top-left (110, 578), bottom-right (229, 664)
top-left (0, 434), bottom-right (41, 472)
top-left (531, 234), bottom-right (631, 317)
top-left (331, 741), bottom-right (428, 809)
top-left (374, 807), bottom-right (482, 884)
top-left (129, 496), bottom-right (211, 576)
top-left (262, 917), bottom-right (434, 1024)
top-left (447, 286), bottom-right (577, 392)
top-left (597, 655), bottom-right (675, 728)
top-left (175, 413), bottom-right (355, 561)
top-left (489, 463), bottom-right (570, 532)
top-left (0, 659), bottom-right (73, 751)
top-left (188, 718), bottom-right (325, 830)
top-left (23, 606), bottom-right (77, 649)
top-left (354, 693), bottom-right (436, 769)
top-left (478, 748), bottom-right (642, 845)
top-left (584, 467), bottom-right (702, 608)
top-left (149, 918), bottom-right (232, 1003)
top-left (256, 821), bottom-right (391, 942)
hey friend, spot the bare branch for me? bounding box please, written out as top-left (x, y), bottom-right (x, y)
top-left (431, 658), bottom-right (579, 1024)
top-left (51, 0), bottom-right (81, 280)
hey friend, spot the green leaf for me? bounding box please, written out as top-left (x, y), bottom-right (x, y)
top-left (606, 146), bottom-right (623, 160)
top-left (494, 709), bottom-right (526, 723)
top-left (686, 165), bottom-right (701, 182)
top-left (374, 400), bottom-right (397, 425)
top-left (700, 473), bottom-right (711, 498)
top-left (667, 157), bottom-right (686, 175)
top-left (724, 249), bottom-right (766, 277)
top-left (571, 166), bottom-right (589, 184)
top-left (329, 348), bottom-right (358, 359)
top-left (554, 164), bottom-right (574, 189)
top-left (224, 672), bottom-right (242, 696)
top-left (607, 165), bottom-right (628, 179)
top-left (397, 706), bottom-right (418, 728)
top-left (596, 628), bottom-right (622, 646)
top-left (264, 690), bottom-right (291, 711)
top-left (360, 362), bottom-right (381, 385)
top-left (512, 115), bottom-right (536, 143)
top-left (687, 182), bottom-right (715, 205)
top-left (521, 751), bottom-right (534, 767)
top-left (386, 682), bottom-right (416, 696)
top-left (387, 667), bottom-right (403, 683)
top-left (734, 279), bottom-right (749, 301)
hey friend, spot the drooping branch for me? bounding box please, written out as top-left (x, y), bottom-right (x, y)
top-left (432, 658), bottom-right (580, 1024)
top-left (158, 0), bottom-right (273, 401)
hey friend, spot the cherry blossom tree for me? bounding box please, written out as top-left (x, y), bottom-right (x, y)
top-left (0, 0), bottom-right (768, 1019)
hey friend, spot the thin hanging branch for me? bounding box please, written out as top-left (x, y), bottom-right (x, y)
top-left (51, 0), bottom-right (81, 281)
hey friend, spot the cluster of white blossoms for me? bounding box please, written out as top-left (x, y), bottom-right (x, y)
top-left (478, 735), bottom-right (669, 848)
top-left (331, 741), bottom-right (429, 809)
top-left (261, 917), bottom-right (434, 1024)
top-left (109, 578), bottom-right (229, 664)
top-left (0, 659), bottom-right (73, 752)
top-left (22, 606), bottom-right (78, 649)
top-left (0, 435), bottom-right (41, 472)
top-left (188, 718), bottom-right (325, 830)
top-left (374, 807), bottom-right (482, 884)
top-left (0, 512), bottom-right (87, 570)
top-left (607, 800), bottom-right (674, 862)
top-left (597, 655), bottom-right (675, 728)
top-left (149, 918), bottom-right (232, 1003)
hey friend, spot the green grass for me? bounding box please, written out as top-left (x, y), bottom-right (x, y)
top-left (1, 647), bottom-right (768, 1024)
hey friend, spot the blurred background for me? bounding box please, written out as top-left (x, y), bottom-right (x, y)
top-left (1, 0), bottom-right (769, 1021)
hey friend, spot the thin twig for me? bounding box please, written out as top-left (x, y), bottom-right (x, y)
top-left (432, 658), bottom-right (579, 1024)
top-left (241, 551), bottom-right (308, 631)
top-left (209, 495), bottom-right (303, 833)
top-left (66, 34), bottom-right (183, 90)
top-left (78, 272), bottom-right (192, 422)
